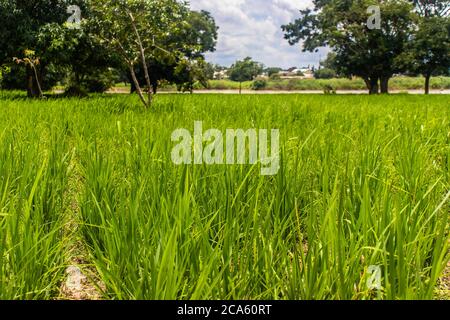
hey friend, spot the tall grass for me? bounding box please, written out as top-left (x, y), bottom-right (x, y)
top-left (74, 94), bottom-right (449, 299)
top-left (0, 92), bottom-right (448, 299)
top-left (0, 97), bottom-right (70, 299)
top-left (201, 76), bottom-right (450, 91)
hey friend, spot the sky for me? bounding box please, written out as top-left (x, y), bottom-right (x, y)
top-left (190, 0), bottom-right (329, 69)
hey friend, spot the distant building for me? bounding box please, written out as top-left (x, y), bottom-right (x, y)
top-left (255, 72), bottom-right (269, 78)
top-left (278, 67), bottom-right (298, 77)
top-left (214, 69), bottom-right (229, 80)
top-left (300, 68), bottom-right (314, 79)
top-left (278, 66), bottom-right (315, 79)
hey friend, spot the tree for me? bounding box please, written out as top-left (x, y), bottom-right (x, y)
top-left (127, 9), bottom-right (218, 94)
top-left (173, 58), bottom-right (211, 93)
top-left (36, 20), bottom-right (119, 95)
top-left (130, 54), bottom-right (178, 94)
top-left (406, 17), bottom-right (450, 94)
top-left (265, 67), bottom-right (282, 77)
top-left (314, 68), bottom-right (336, 79)
top-left (181, 10), bottom-right (219, 59)
top-left (13, 50), bottom-right (44, 98)
top-left (319, 52), bottom-right (340, 73)
top-left (407, 1), bottom-right (450, 94)
top-left (0, 0), bottom-right (78, 97)
top-left (282, 0), bottom-right (416, 94)
top-left (228, 57), bottom-right (263, 94)
top-left (88, 0), bottom-right (191, 108)
top-left (202, 62), bottom-right (215, 81)
top-left (0, 64), bottom-right (10, 87)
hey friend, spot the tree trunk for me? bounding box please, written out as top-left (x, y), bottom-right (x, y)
top-left (26, 66), bottom-right (38, 98)
top-left (370, 78), bottom-right (379, 95)
top-left (129, 65), bottom-right (148, 108)
top-left (424, 73), bottom-right (431, 95)
top-left (380, 76), bottom-right (390, 94)
top-left (129, 11), bottom-right (152, 108)
top-left (130, 74), bottom-right (137, 94)
top-left (239, 82), bottom-right (242, 94)
top-left (30, 63), bottom-right (43, 98)
top-left (364, 77), bottom-right (379, 95)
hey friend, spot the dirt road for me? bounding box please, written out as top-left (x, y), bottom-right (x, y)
top-left (106, 88), bottom-right (450, 95)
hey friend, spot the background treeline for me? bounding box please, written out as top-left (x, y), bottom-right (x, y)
top-left (159, 76), bottom-right (450, 92)
top-left (282, 0), bottom-right (450, 94)
top-left (0, 0), bottom-right (218, 100)
top-left (0, 0), bottom-right (449, 100)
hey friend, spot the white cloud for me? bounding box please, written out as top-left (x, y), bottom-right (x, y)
top-left (190, 0), bottom-right (328, 68)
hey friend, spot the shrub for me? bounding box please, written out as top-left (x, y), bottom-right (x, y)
top-left (251, 79), bottom-right (267, 90)
top-left (323, 84), bottom-right (336, 94)
top-left (64, 85), bottom-right (88, 97)
top-left (269, 73), bottom-right (281, 80)
top-left (314, 68), bottom-right (337, 79)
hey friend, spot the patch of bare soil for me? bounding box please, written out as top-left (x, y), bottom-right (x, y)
top-left (58, 148), bottom-right (104, 300)
top-left (436, 247), bottom-right (450, 300)
top-left (60, 259), bottom-right (104, 300)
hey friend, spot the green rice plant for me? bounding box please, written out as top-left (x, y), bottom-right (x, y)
top-left (72, 94), bottom-right (449, 300)
top-left (202, 77), bottom-right (450, 91)
top-left (0, 92), bottom-right (448, 300)
top-left (0, 100), bottom-right (71, 299)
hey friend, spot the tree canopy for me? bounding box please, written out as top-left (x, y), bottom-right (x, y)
top-left (0, 0), bottom-right (218, 104)
top-left (228, 57), bottom-right (264, 94)
top-left (282, 0), bottom-right (449, 94)
top-left (0, 0), bottom-right (87, 96)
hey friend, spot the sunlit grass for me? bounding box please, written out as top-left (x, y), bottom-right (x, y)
top-left (0, 92), bottom-right (448, 299)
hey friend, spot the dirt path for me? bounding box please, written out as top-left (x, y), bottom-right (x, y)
top-left (59, 147), bottom-right (104, 300)
top-left (436, 242), bottom-right (450, 300)
top-left (438, 260), bottom-right (450, 299)
top-left (106, 88), bottom-right (450, 95)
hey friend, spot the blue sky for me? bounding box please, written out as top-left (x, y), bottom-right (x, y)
top-left (190, 0), bottom-right (328, 69)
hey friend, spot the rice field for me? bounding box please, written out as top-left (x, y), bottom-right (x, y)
top-left (0, 91), bottom-right (448, 300)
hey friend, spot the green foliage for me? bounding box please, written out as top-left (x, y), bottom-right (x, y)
top-left (265, 67), bottom-right (282, 77)
top-left (251, 78), bottom-right (267, 90)
top-left (202, 62), bottom-right (216, 81)
top-left (181, 10), bottom-right (219, 58)
top-left (323, 84), bottom-right (336, 94)
top-left (269, 73), bottom-right (281, 81)
top-left (88, 0), bottom-right (191, 64)
top-left (320, 52), bottom-right (338, 70)
top-left (410, 16), bottom-right (450, 76)
top-left (0, 64), bottom-right (10, 86)
top-left (283, 0), bottom-right (417, 93)
top-left (229, 57), bottom-right (264, 83)
top-left (314, 68), bottom-right (337, 79)
top-left (123, 8), bottom-right (217, 94)
top-left (64, 84), bottom-right (89, 97)
top-left (0, 0), bottom-right (87, 95)
top-left (87, 0), bottom-right (212, 106)
top-left (173, 58), bottom-right (211, 93)
top-left (37, 21), bottom-right (118, 93)
top-left (205, 76), bottom-right (450, 91)
top-left (0, 92), bottom-right (449, 299)
top-left (0, 64), bottom-right (27, 90)
top-left (84, 68), bottom-right (118, 93)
